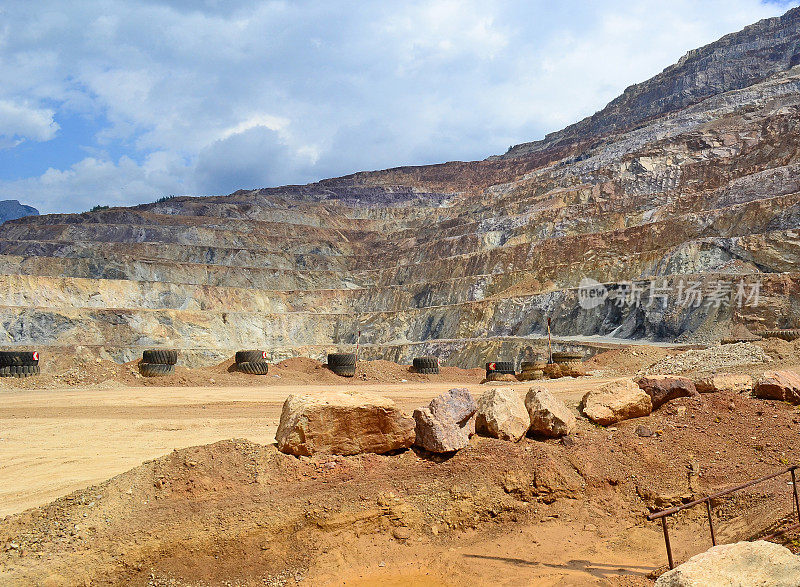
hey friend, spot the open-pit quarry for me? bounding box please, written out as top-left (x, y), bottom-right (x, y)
top-left (4, 6), bottom-right (800, 587)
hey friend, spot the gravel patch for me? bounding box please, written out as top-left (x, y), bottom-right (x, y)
top-left (639, 342), bottom-right (771, 376)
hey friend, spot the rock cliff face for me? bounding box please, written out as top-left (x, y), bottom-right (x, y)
top-left (0, 200), bottom-right (38, 225)
top-left (3, 9), bottom-right (800, 366)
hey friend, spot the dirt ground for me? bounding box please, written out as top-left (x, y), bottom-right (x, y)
top-left (0, 377), bottom-right (606, 518)
top-left (1, 343), bottom-right (800, 586)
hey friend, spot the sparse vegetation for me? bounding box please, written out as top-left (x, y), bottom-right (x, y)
top-left (155, 195), bottom-right (176, 203)
top-left (88, 205), bottom-right (109, 212)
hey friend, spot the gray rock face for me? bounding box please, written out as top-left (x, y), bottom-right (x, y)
top-left (275, 391), bottom-right (415, 456)
top-left (654, 540), bottom-right (800, 587)
top-left (475, 387), bottom-right (529, 442)
top-left (0, 200), bottom-right (38, 224)
top-left (525, 388), bottom-right (575, 438)
top-left (413, 388), bottom-right (476, 453)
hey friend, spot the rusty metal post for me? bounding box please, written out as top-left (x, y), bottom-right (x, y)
top-left (792, 468), bottom-right (800, 524)
top-left (706, 499), bottom-right (716, 546)
top-left (661, 517), bottom-right (674, 570)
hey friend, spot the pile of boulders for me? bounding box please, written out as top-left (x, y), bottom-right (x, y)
top-left (275, 385), bottom-right (580, 457)
top-left (274, 367), bottom-right (800, 458)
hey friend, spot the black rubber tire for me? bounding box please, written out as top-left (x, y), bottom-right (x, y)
top-left (142, 350), bottom-right (178, 365)
top-left (0, 351), bottom-right (39, 366)
top-left (329, 365), bottom-right (356, 377)
top-left (413, 356), bottom-right (439, 369)
top-left (416, 367), bottom-right (440, 375)
top-left (0, 365), bottom-right (39, 377)
top-left (552, 352), bottom-right (583, 363)
top-left (780, 329), bottom-right (800, 341)
top-left (328, 353), bottom-right (356, 367)
top-left (139, 362), bottom-right (175, 377)
top-left (485, 361), bottom-right (515, 375)
top-left (521, 361), bottom-right (547, 371)
top-left (238, 361), bottom-right (269, 375)
top-left (517, 370), bottom-right (544, 381)
top-left (236, 350), bottom-right (267, 364)
top-left (485, 371), bottom-right (514, 381)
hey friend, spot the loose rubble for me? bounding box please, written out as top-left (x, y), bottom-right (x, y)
top-left (642, 342), bottom-right (771, 375)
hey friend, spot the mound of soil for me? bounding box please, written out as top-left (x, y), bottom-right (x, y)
top-left (2, 391), bottom-right (799, 586)
top-left (586, 346), bottom-right (679, 376)
top-left (726, 323), bottom-right (760, 341)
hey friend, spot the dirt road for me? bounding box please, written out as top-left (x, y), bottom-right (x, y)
top-left (0, 378), bottom-right (614, 517)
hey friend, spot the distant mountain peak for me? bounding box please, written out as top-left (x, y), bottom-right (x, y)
top-left (498, 5), bottom-right (800, 159)
top-left (0, 200), bottom-right (39, 224)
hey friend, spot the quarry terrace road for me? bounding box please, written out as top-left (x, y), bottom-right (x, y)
top-left (0, 378), bottom-right (617, 517)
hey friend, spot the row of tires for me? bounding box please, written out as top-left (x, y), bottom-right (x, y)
top-left (138, 348), bottom-right (272, 377)
top-left (763, 329), bottom-right (800, 342)
top-left (136, 349), bottom-right (444, 378)
top-left (485, 352), bottom-right (584, 380)
top-left (0, 347), bottom-right (582, 379)
top-left (0, 351), bottom-right (40, 378)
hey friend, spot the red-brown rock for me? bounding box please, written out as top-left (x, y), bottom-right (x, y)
top-left (754, 370), bottom-right (800, 404)
top-left (637, 376), bottom-right (699, 409)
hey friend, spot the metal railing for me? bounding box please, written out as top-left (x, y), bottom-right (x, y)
top-left (646, 465), bottom-right (800, 569)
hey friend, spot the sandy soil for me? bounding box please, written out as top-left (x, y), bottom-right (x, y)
top-left (0, 378), bottom-right (612, 517)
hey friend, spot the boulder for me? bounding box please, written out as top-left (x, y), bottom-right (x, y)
top-left (275, 391), bottom-right (415, 456)
top-left (414, 388), bottom-right (476, 452)
top-left (655, 540), bottom-right (800, 587)
top-left (525, 388), bottom-right (576, 438)
top-left (754, 370), bottom-right (800, 404)
top-left (637, 375), bottom-right (698, 409)
top-left (695, 373), bottom-right (754, 394)
top-left (580, 378), bottom-right (652, 425)
top-left (475, 387), bottom-right (530, 441)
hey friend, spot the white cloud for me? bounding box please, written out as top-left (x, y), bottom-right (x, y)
top-left (0, 100), bottom-right (60, 147)
top-left (218, 113), bottom-right (289, 141)
top-left (0, 0), bottom-right (796, 212)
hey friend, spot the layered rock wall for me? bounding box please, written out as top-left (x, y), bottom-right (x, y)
top-left (3, 10), bottom-right (800, 366)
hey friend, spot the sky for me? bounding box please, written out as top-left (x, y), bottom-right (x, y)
top-left (0, 0), bottom-right (798, 214)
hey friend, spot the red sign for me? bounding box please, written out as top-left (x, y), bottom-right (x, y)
top-left (262, 351), bottom-right (268, 360)
top-left (33, 351), bottom-right (39, 361)
top-left (488, 362), bottom-right (496, 371)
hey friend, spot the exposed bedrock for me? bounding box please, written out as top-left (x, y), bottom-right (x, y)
top-left (3, 11), bottom-right (800, 364)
